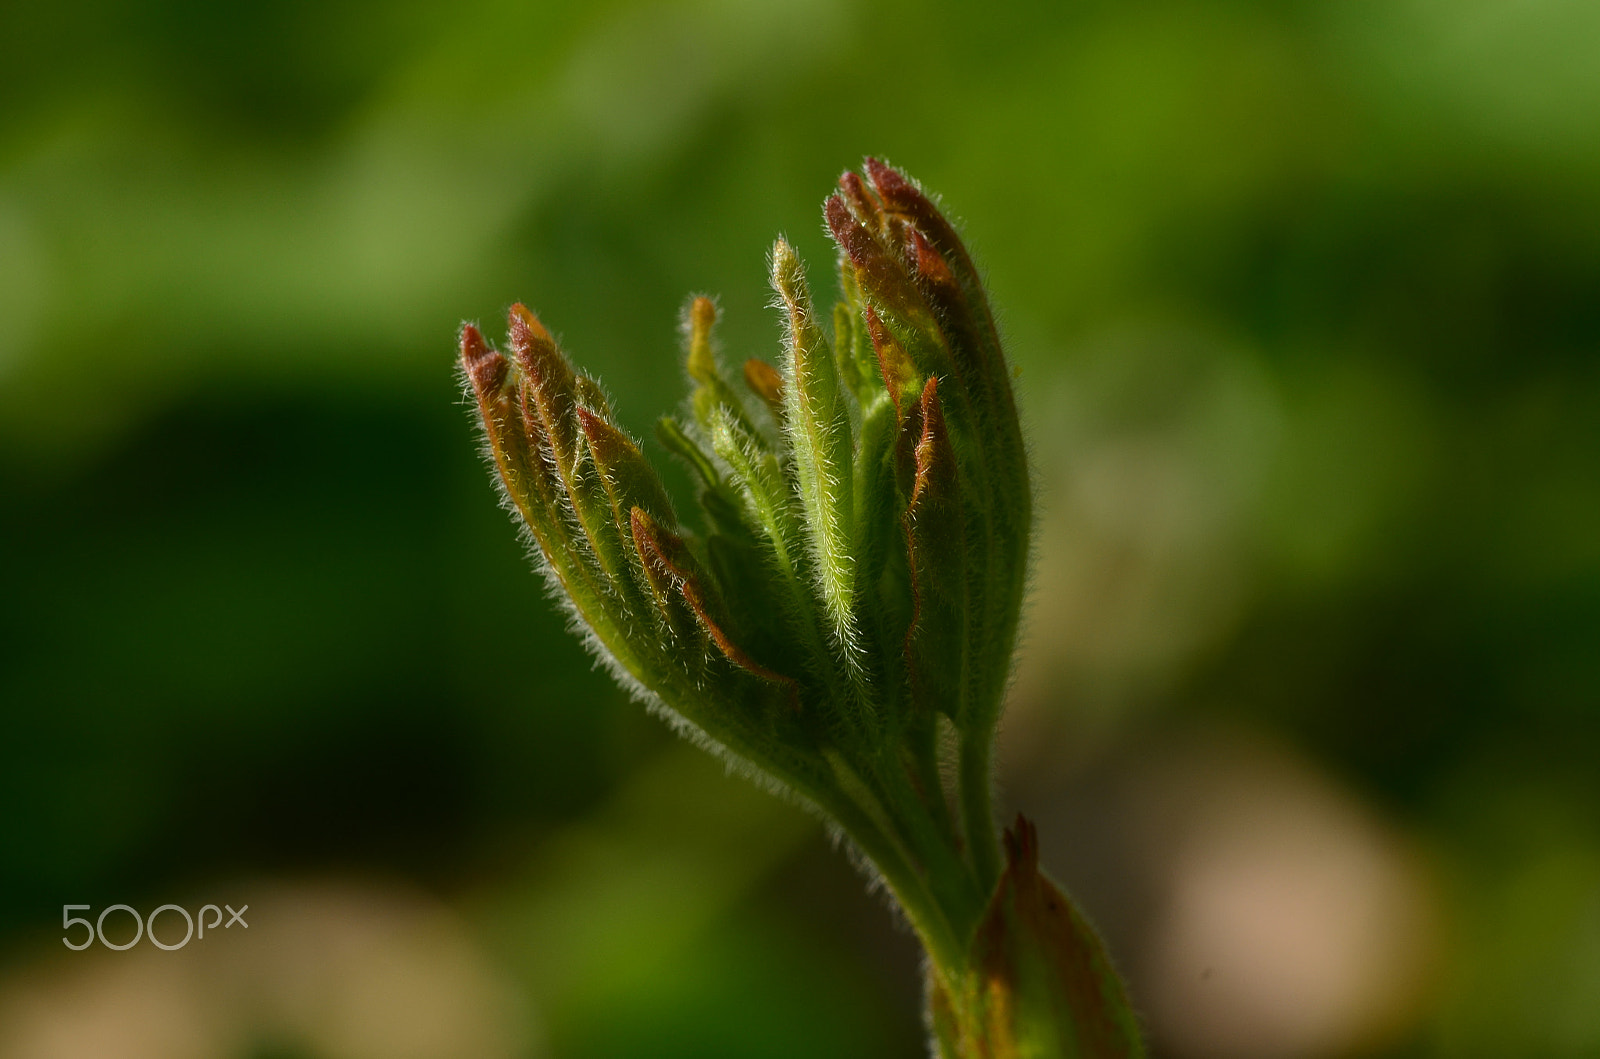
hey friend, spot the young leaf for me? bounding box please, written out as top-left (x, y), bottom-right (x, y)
top-left (771, 238), bottom-right (863, 681)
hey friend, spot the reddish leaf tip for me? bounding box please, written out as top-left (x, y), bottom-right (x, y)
top-left (824, 193), bottom-right (854, 246)
top-left (460, 324), bottom-right (508, 395)
top-left (864, 156), bottom-right (914, 200)
top-left (508, 303), bottom-right (554, 349)
top-left (910, 228), bottom-right (956, 289)
top-left (837, 169), bottom-right (879, 225)
top-left (575, 404), bottom-right (606, 437)
top-left (506, 302), bottom-right (576, 415)
top-left (826, 194), bottom-right (877, 272)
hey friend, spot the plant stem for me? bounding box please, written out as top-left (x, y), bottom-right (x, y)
top-left (959, 727), bottom-right (1000, 896)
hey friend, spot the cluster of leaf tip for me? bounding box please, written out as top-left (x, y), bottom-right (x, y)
top-left (461, 159), bottom-right (1141, 1058)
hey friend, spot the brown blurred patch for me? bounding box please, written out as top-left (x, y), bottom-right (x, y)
top-left (0, 878), bottom-right (533, 1059)
top-left (1002, 723), bottom-right (1440, 1059)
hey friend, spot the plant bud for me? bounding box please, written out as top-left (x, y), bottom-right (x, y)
top-left (460, 160), bottom-right (1139, 1059)
top-left (928, 817), bottom-right (1144, 1059)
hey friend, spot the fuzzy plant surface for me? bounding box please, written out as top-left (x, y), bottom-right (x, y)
top-left (459, 158), bottom-right (1144, 1058)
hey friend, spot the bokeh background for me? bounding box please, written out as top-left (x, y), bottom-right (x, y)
top-left (3, 0), bottom-right (1599, 1056)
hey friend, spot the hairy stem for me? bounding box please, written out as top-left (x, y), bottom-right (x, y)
top-left (959, 727), bottom-right (1001, 897)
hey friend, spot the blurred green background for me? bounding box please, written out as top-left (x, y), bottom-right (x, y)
top-left (2, 0), bottom-right (1598, 1056)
